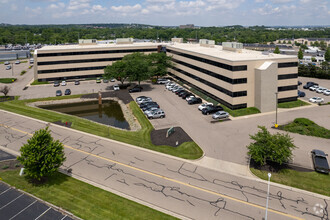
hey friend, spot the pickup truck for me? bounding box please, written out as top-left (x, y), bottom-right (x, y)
top-left (311, 149), bottom-right (329, 174)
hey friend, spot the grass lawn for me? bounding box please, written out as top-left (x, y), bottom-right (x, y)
top-left (190, 88), bottom-right (260, 117)
top-left (0, 78), bottom-right (17, 83)
top-left (278, 99), bottom-right (310, 108)
top-left (31, 80), bottom-right (49, 85)
top-left (250, 168), bottom-right (330, 196)
top-left (0, 170), bottom-right (176, 220)
top-left (280, 118), bottom-right (330, 139)
top-left (0, 95), bottom-right (203, 159)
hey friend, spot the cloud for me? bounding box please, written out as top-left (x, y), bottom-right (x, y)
top-left (271, 0), bottom-right (294, 3)
top-left (205, 0), bottom-right (245, 11)
top-left (255, 0), bottom-right (264, 2)
top-left (111, 4), bottom-right (142, 13)
top-left (68, 0), bottom-right (91, 10)
top-left (25, 6), bottom-right (42, 15)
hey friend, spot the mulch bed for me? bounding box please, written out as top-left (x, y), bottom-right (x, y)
top-left (150, 127), bottom-right (193, 147)
top-left (0, 159), bottom-right (22, 171)
top-left (53, 121), bottom-right (72, 128)
top-left (250, 159), bottom-right (314, 173)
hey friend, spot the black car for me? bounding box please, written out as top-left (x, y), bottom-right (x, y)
top-left (178, 91), bottom-right (189, 97)
top-left (202, 105), bottom-right (223, 115)
top-left (182, 92), bottom-right (193, 99)
top-left (311, 149), bottom-right (329, 174)
top-left (188, 97), bottom-right (202, 105)
top-left (140, 101), bottom-right (158, 108)
top-left (129, 87), bottom-right (142, 93)
top-left (54, 81), bottom-right (60, 87)
top-left (298, 81), bottom-right (302, 86)
top-left (74, 80), bottom-right (80, 85)
top-left (141, 103), bottom-right (160, 111)
top-left (65, 89), bottom-right (71, 95)
top-left (303, 82), bottom-right (318, 89)
top-left (56, 90), bottom-right (62, 96)
top-left (298, 90), bottom-right (305, 97)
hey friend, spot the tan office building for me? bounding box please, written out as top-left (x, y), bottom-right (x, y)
top-left (35, 39), bottom-right (298, 112)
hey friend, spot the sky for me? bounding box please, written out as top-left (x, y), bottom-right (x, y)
top-left (0, 0), bottom-right (329, 26)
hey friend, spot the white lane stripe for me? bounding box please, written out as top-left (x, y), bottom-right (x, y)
top-left (0, 193), bottom-right (23, 210)
top-left (9, 200), bottom-right (37, 220)
top-left (0, 188), bottom-right (11, 196)
top-left (35, 207), bottom-right (51, 220)
top-left (60, 215), bottom-right (68, 220)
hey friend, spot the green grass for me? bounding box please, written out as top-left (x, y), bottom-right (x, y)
top-left (0, 96), bottom-right (203, 159)
top-left (0, 170), bottom-right (176, 220)
top-left (278, 99), bottom-right (310, 108)
top-left (0, 78), bottom-right (17, 83)
top-left (190, 88), bottom-right (260, 117)
top-left (250, 168), bottom-right (330, 196)
top-left (280, 118), bottom-right (330, 139)
top-left (31, 80), bottom-right (49, 85)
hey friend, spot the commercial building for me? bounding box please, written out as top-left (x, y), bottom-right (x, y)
top-left (34, 39), bottom-right (298, 112)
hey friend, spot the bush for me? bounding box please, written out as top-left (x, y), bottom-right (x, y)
top-left (20, 70), bottom-right (27, 76)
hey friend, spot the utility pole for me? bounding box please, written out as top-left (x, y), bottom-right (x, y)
top-left (265, 173), bottom-right (272, 220)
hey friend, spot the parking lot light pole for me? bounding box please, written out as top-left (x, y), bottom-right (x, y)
top-left (275, 92), bottom-right (278, 128)
top-left (11, 61), bottom-right (14, 77)
top-left (265, 173), bottom-right (272, 220)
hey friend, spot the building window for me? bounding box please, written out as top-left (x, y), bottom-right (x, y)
top-left (278, 73), bottom-right (298, 80)
top-left (38, 57), bottom-right (122, 66)
top-left (38, 66), bottom-right (106, 74)
top-left (278, 62), bottom-right (298, 68)
top-left (167, 49), bottom-right (247, 72)
top-left (278, 85), bottom-right (297, 92)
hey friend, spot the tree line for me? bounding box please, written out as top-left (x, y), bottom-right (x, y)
top-left (0, 24), bottom-right (329, 45)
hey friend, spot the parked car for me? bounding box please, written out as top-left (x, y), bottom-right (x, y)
top-left (110, 78), bottom-right (115, 82)
top-left (172, 87), bottom-right (183, 93)
top-left (157, 78), bottom-right (170, 84)
top-left (4, 61), bottom-right (9, 65)
top-left (182, 92), bottom-right (193, 99)
top-left (74, 80), bottom-right (80, 85)
top-left (309, 97), bottom-right (324, 103)
top-left (146, 109), bottom-right (165, 119)
top-left (15, 60), bottom-right (20, 64)
top-left (198, 102), bottom-right (213, 111)
top-left (186, 95), bottom-right (195, 102)
top-left (144, 107), bottom-right (160, 115)
top-left (6, 65), bottom-right (11, 70)
top-left (140, 101), bottom-right (158, 108)
top-left (56, 90), bottom-right (62, 96)
top-left (303, 82), bottom-right (318, 89)
top-left (298, 81), bottom-right (302, 86)
top-left (103, 79), bottom-right (109, 83)
top-left (141, 103), bottom-right (160, 111)
top-left (298, 90), bottom-right (305, 97)
top-left (175, 88), bottom-right (185, 95)
top-left (129, 87), bottom-right (142, 93)
top-left (96, 78), bottom-right (101, 83)
top-left (202, 105), bottom-right (224, 115)
top-left (113, 84), bottom-right (120, 91)
top-left (323, 89), bottom-right (330, 96)
top-left (53, 81), bottom-right (60, 87)
top-left (168, 85), bottom-right (179, 91)
top-left (166, 83), bottom-right (176, 90)
top-left (311, 149), bottom-right (329, 174)
top-left (316, 87), bottom-right (327, 93)
top-left (309, 85), bottom-right (319, 91)
top-left (65, 89), bottom-right (71, 95)
top-left (136, 96), bottom-right (149, 102)
top-left (136, 97), bottom-right (151, 104)
top-left (212, 111), bottom-right (229, 119)
top-left (61, 81), bottom-right (66, 86)
top-left (188, 97), bottom-right (202, 105)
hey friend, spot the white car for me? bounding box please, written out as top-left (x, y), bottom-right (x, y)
top-left (157, 78), bottom-right (170, 84)
top-left (144, 107), bottom-right (159, 115)
top-left (323, 89), bottom-right (330, 96)
top-left (113, 84), bottom-right (120, 91)
top-left (166, 84), bottom-right (176, 90)
top-left (172, 87), bottom-right (183, 92)
top-left (186, 95), bottom-right (195, 102)
top-left (137, 97), bottom-right (152, 105)
top-left (309, 97), bottom-right (324, 103)
top-left (198, 102), bottom-right (213, 111)
top-left (309, 85), bottom-right (319, 91)
top-left (168, 85), bottom-right (179, 91)
top-left (316, 87), bottom-right (327, 93)
top-left (61, 81), bottom-right (66, 86)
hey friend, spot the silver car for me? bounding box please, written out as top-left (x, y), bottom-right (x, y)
top-left (146, 109), bottom-right (165, 119)
top-left (212, 111), bottom-right (229, 119)
top-left (137, 97), bottom-right (152, 104)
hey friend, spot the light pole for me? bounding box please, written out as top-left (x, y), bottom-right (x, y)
top-left (275, 92), bottom-right (278, 128)
top-left (11, 61), bottom-right (14, 77)
top-left (265, 173), bottom-right (272, 220)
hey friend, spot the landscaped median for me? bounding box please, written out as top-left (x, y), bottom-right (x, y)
top-left (278, 99), bottom-right (310, 108)
top-left (0, 169), bottom-right (177, 220)
top-left (0, 78), bottom-right (17, 83)
top-left (0, 95), bottom-right (203, 159)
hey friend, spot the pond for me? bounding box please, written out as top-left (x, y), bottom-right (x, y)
top-left (40, 100), bottom-right (130, 130)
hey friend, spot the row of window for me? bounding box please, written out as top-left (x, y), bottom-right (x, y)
top-left (167, 49), bottom-right (247, 72)
top-left (37, 48), bottom-right (158, 57)
top-left (278, 96), bottom-right (298, 103)
top-left (172, 58), bottom-right (247, 84)
top-left (38, 66), bottom-right (106, 74)
top-left (278, 62), bottom-right (298, 68)
top-left (171, 67), bottom-right (247, 97)
top-left (38, 57), bottom-right (122, 66)
top-left (278, 85), bottom-right (298, 92)
top-left (37, 74), bottom-right (103, 82)
top-left (278, 73), bottom-right (298, 80)
top-left (168, 73), bottom-right (247, 110)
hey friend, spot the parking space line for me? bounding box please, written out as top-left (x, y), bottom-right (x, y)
top-left (9, 200), bottom-right (37, 220)
top-left (0, 188), bottom-right (11, 196)
top-left (35, 207), bottom-right (51, 220)
top-left (60, 215), bottom-right (68, 220)
top-left (0, 193), bottom-right (23, 210)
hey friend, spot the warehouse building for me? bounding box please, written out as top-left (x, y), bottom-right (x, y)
top-left (34, 39), bottom-right (298, 112)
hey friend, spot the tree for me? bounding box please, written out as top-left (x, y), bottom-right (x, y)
top-left (0, 85), bottom-right (10, 97)
top-left (247, 126), bottom-right (296, 166)
top-left (325, 47), bottom-right (330, 62)
top-left (311, 57), bottom-right (316, 62)
top-left (148, 52), bottom-right (173, 78)
top-left (319, 41), bottom-right (327, 50)
top-left (18, 127), bottom-right (66, 181)
top-left (123, 52), bottom-right (150, 86)
top-left (298, 48), bottom-right (303, 60)
top-left (273, 46), bottom-right (280, 54)
top-left (104, 60), bottom-right (128, 85)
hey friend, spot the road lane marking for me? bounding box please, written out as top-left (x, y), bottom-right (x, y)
top-left (0, 123), bottom-right (304, 220)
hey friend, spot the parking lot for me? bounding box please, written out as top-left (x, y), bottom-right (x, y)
top-left (0, 60), bottom-right (31, 79)
top-left (298, 76), bottom-right (330, 103)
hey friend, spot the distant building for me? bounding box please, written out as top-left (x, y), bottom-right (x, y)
top-left (179, 24), bottom-right (194, 29)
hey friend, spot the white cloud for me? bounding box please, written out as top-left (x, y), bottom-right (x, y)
top-left (205, 0), bottom-right (245, 11)
top-left (271, 0), bottom-right (294, 3)
top-left (68, 0), bottom-right (91, 10)
top-left (111, 4), bottom-right (142, 13)
top-left (25, 6), bottom-right (42, 15)
top-left (255, 0), bottom-right (264, 2)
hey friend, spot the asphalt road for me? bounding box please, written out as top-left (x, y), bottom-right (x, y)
top-left (0, 110), bottom-right (329, 220)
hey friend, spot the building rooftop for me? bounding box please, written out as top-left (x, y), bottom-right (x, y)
top-left (167, 43), bottom-right (297, 62)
